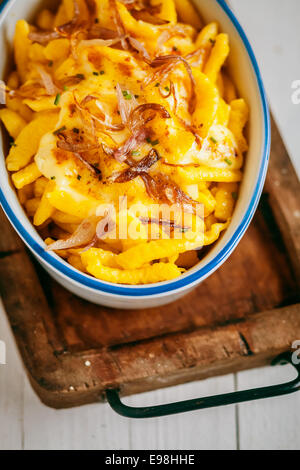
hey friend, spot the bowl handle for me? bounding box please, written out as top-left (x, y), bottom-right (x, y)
top-left (105, 351), bottom-right (300, 419)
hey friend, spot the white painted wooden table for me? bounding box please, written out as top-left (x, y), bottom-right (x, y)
top-left (0, 0), bottom-right (300, 450)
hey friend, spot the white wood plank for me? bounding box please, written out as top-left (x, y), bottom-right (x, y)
top-left (230, 0), bottom-right (300, 178)
top-left (23, 374), bottom-right (236, 450)
top-left (126, 375), bottom-right (237, 450)
top-left (0, 299), bottom-right (24, 450)
top-left (236, 365), bottom-right (300, 450)
top-left (23, 381), bottom-right (131, 450)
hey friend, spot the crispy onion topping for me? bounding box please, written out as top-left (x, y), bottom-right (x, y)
top-left (129, 103), bottom-right (171, 128)
top-left (29, 0), bottom-right (95, 45)
top-left (96, 210), bottom-right (116, 240)
top-left (116, 84), bottom-right (139, 125)
top-left (150, 55), bottom-right (196, 114)
top-left (56, 130), bottom-right (101, 176)
top-left (36, 66), bottom-right (60, 96)
top-left (59, 74), bottom-right (86, 88)
top-left (79, 37), bottom-right (122, 48)
top-left (75, 94), bottom-right (124, 133)
top-left (139, 216), bottom-right (190, 232)
top-left (88, 26), bottom-right (120, 39)
top-left (115, 149), bottom-right (160, 182)
top-left (113, 128), bottom-right (150, 163)
top-left (128, 37), bottom-right (152, 63)
top-left (131, 9), bottom-right (168, 25)
top-left (57, 129), bottom-right (99, 153)
top-left (56, 0), bottom-right (81, 36)
top-left (185, 48), bottom-right (206, 67)
top-left (113, 103), bottom-right (170, 162)
top-left (109, 0), bottom-right (128, 50)
top-left (47, 216), bottom-right (100, 251)
top-left (141, 172), bottom-right (198, 214)
top-left (28, 30), bottom-right (60, 45)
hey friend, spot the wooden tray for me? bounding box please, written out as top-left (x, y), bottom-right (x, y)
top-left (0, 116), bottom-right (300, 409)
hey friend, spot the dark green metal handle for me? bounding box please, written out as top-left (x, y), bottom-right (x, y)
top-left (106, 352), bottom-right (300, 419)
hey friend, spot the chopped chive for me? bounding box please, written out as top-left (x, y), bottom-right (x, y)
top-left (209, 38), bottom-right (216, 45)
top-left (131, 150), bottom-right (141, 156)
top-left (147, 137), bottom-right (159, 146)
top-left (134, 94), bottom-right (139, 99)
top-left (122, 90), bottom-right (132, 100)
top-left (50, 176), bottom-right (56, 180)
top-left (155, 82), bottom-right (160, 87)
top-left (10, 141), bottom-right (17, 147)
top-left (99, 70), bottom-right (105, 75)
top-left (73, 127), bottom-right (80, 134)
top-left (63, 85), bottom-right (69, 91)
top-left (76, 73), bottom-right (85, 80)
top-left (54, 93), bottom-right (61, 106)
top-left (77, 174), bottom-right (82, 181)
top-left (53, 126), bottom-right (66, 135)
top-left (173, 46), bottom-right (178, 51)
top-left (224, 158), bottom-right (232, 166)
top-left (232, 191), bottom-right (238, 200)
top-left (93, 71), bottom-right (99, 76)
top-left (164, 86), bottom-right (170, 92)
top-left (210, 136), bottom-right (218, 144)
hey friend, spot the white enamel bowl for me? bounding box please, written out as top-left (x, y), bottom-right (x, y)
top-left (0, 0), bottom-right (270, 309)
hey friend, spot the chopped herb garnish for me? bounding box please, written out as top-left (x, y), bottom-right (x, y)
top-left (164, 86), bottom-right (170, 92)
top-left (93, 71), bottom-right (99, 76)
top-left (224, 158), bottom-right (232, 166)
top-left (63, 85), bottom-right (69, 91)
top-left (147, 138), bottom-right (159, 146)
top-left (50, 176), bottom-right (56, 180)
top-left (48, 60), bottom-right (53, 67)
top-left (134, 94), bottom-right (139, 99)
top-left (131, 150), bottom-right (141, 156)
top-left (209, 38), bottom-right (216, 45)
top-left (10, 141), bottom-right (17, 147)
top-left (54, 93), bottom-right (61, 106)
top-left (232, 192), bottom-right (238, 200)
top-left (173, 46), bottom-right (178, 51)
top-left (76, 73), bottom-right (85, 80)
top-left (73, 127), bottom-right (80, 134)
top-left (53, 126), bottom-right (67, 135)
top-left (77, 174), bottom-right (82, 181)
top-left (155, 82), bottom-right (160, 87)
top-left (100, 70), bottom-right (105, 75)
top-left (122, 90), bottom-right (132, 100)
top-left (210, 136), bottom-right (218, 144)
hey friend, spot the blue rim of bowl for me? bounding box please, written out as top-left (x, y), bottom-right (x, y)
top-left (0, 0), bottom-right (271, 297)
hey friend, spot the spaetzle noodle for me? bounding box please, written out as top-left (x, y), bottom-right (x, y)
top-left (1, 0), bottom-right (248, 285)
